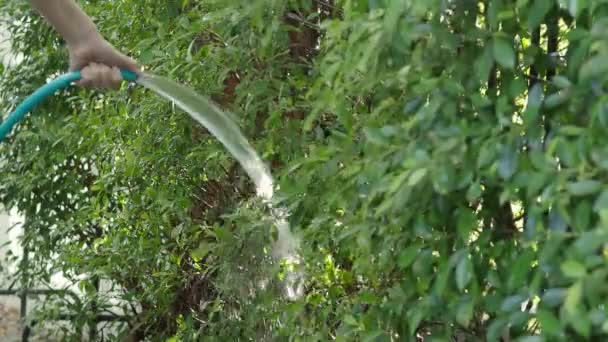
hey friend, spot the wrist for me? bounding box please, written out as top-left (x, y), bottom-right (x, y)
top-left (65, 25), bottom-right (101, 49)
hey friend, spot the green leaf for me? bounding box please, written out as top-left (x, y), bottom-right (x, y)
top-left (466, 181), bottom-right (482, 202)
top-left (567, 38), bottom-right (591, 77)
top-left (456, 254), bottom-right (473, 291)
top-left (407, 307), bottom-right (425, 335)
top-left (362, 331), bottom-right (385, 342)
top-left (593, 190), bottom-right (608, 212)
top-left (344, 314), bottom-right (358, 326)
top-left (478, 143), bottom-right (496, 168)
top-left (542, 288), bottom-right (566, 307)
top-left (498, 144), bottom-right (518, 180)
top-left (398, 245), bottom-right (421, 269)
top-left (527, 172), bottom-right (548, 197)
top-left (508, 250), bottom-right (534, 289)
top-left (574, 230), bottom-right (608, 254)
top-left (518, 337), bottom-right (544, 342)
top-left (214, 226), bottom-right (232, 242)
top-left (548, 207), bottom-right (568, 231)
top-left (359, 291), bottom-right (378, 304)
top-left (388, 172), bottom-right (409, 194)
top-left (571, 316), bottom-right (591, 338)
top-left (487, 0), bottom-right (500, 29)
top-left (501, 295), bottom-right (526, 312)
top-left (552, 75), bottom-right (572, 89)
top-left (561, 260), bottom-right (586, 278)
top-left (566, 180), bottom-right (602, 196)
top-left (431, 163), bottom-right (455, 194)
top-left (432, 262), bottom-right (451, 295)
top-left (524, 83), bottom-right (544, 124)
top-left (573, 200), bottom-right (591, 231)
top-left (457, 209), bottom-right (477, 241)
top-left (190, 241), bottom-right (213, 261)
top-left (486, 318), bottom-right (508, 341)
top-left (475, 44), bottom-right (494, 82)
top-left (544, 91), bottom-right (570, 109)
top-left (139, 49), bottom-right (155, 64)
top-left (528, 0), bottom-right (552, 31)
top-left (456, 300), bottom-right (475, 327)
top-left (559, 125), bottom-right (584, 136)
top-left (493, 38), bottom-right (516, 69)
top-left (508, 77), bottom-right (527, 98)
top-left (364, 127), bottom-right (389, 146)
top-left (408, 168), bottom-right (428, 186)
top-left (568, 0), bottom-right (588, 18)
top-left (564, 281), bottom-right (583, 315)
top-left (579, 54), bottom-right (608, 82)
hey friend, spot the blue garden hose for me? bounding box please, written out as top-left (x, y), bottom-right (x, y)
top-left (0, 69), bottom-right (138, 142)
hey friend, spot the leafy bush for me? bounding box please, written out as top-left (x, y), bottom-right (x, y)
top-left (2, 0), bottom-right (608, 340)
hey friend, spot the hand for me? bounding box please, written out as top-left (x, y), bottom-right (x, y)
top-left (68, 34), bottom-right (140, 90)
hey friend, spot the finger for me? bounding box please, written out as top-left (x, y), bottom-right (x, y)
top-left (77, 78), bottom-right (93, 88)
top-left (110, 67), bottom-right (123, 90)
top-left (98, 66), bottom-right (112, 89)
top-left (79, 63), bottom-right (103, 89)
top-left (115, 53), bottom-right (140, 73)
top-left (78, 63), bottom-right (123, 89)
top-left (77, 64), bottom-right (95, 88)
top-left (70, 60), bottom-right (85, 73)
top-left (100, 66), bottom-right (119, 89)
top-left (99, 66), bottom-right (123, 89)
top-left (103, 49), bottom-right (141, 75)
top-left (69, 51), bottom-right (88, 72)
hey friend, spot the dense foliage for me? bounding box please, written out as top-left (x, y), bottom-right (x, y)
top-left (2, 0), bottom-right (608, 340)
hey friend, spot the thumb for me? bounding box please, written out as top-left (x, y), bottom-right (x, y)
top-left (69, 60), bottom-right (86, 72)
top-left (102, 50), bottom-right (141, 75)
top-left (69, 48), bottom-right (92, 72)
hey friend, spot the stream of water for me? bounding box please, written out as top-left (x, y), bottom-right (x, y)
top-left (137, 74), bottom-right (303, 299)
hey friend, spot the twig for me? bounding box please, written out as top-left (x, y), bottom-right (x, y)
top-left (285, 12), bottom-right (322, 31)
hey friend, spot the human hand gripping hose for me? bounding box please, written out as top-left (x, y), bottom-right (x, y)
top-left (0, 69), bottom-right (138, 142)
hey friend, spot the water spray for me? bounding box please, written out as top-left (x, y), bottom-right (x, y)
top-left (0, 69), bottom-right (303, 299)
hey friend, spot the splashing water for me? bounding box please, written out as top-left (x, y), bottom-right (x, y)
top-left (137, 74), bottom-right (303, 299)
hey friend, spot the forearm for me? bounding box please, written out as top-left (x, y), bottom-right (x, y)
top-left (29, 0), bottom-right (99, 47)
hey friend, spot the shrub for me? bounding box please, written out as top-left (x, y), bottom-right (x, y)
top-left (1, 0), bottom-right (608, 340)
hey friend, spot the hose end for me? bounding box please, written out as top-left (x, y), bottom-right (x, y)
top-left (120, 70), bottom-right (139, 82)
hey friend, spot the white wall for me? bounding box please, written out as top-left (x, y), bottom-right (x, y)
top-left (0, 208), bottom-right (21, 341)
top-left (0, 208), bottom-right (17, 268)
top-left (0, 21), bottom-right (23, 67)
top-left (0, 210), bottom-right (12, 267)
